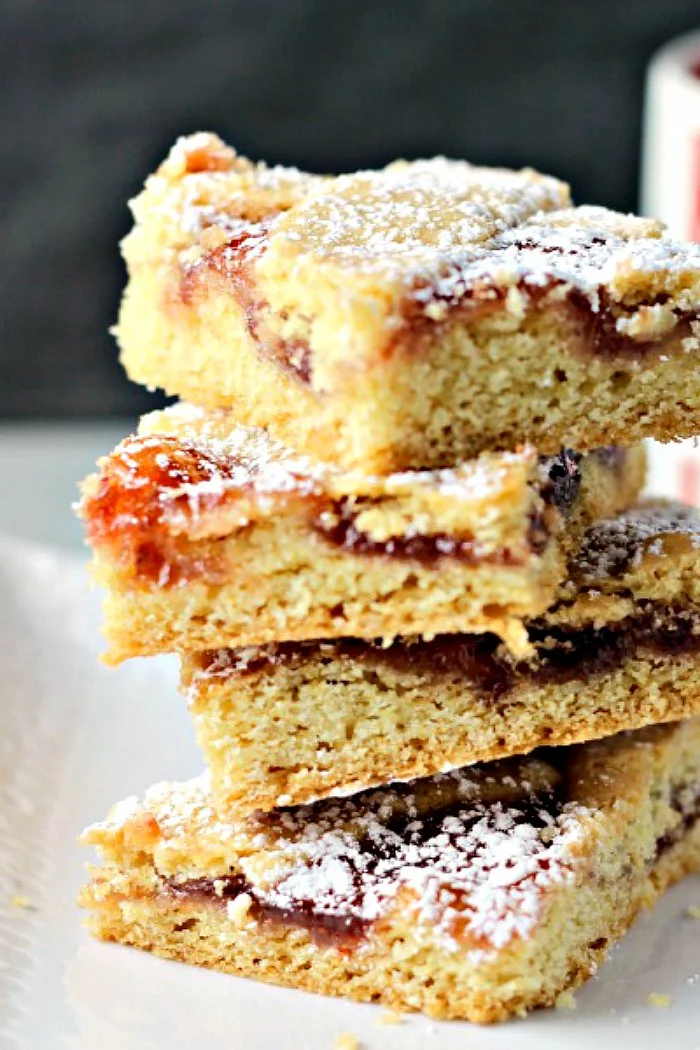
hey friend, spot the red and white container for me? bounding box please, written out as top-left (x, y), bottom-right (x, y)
top-left (642, 28), bottom-right (700, 239)
top-left (641, 31), bottom-right (700, 504)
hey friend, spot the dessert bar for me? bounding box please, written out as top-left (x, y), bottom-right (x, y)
top-left (78, 404), bottom-right (645, 662)
top-left (185, 501), bottom-right (700, 813)
top-left (80, 718), bottom-right (700, 1023)
top-left (117, 132), bottom-right (700, 471)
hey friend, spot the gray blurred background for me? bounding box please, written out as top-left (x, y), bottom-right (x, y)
top-left (2, 0), bottom-right (699, 420)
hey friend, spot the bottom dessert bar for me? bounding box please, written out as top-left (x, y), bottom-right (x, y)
top-left (80, 719), bottom-right (700, 1024)
top-left (183, 501), bottom-right (700, 813)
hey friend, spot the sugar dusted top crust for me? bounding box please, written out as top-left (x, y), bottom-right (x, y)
top-left (128, 132), bottom-right (322, 248)
top-left (122, 132), bottom-right (700, 383)
top-left (138, 403), bottom-right (534, 506)
top-left (79, 404), bottom-right (639, 599)
top-left (82, 754), bottom-right (590, 958)
top-left (259, 156), bottom-right (568, 270)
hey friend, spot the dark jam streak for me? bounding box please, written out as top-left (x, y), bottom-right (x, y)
top-left (180, 220), bottom-right (312, 384)
top-left (203, 604), bottom-right (700, 702)
top-left (310, 449), bottom-right (589, 564)
top-left (84, 429), bottom-right (627, 584)
top-left (404, 253), bottom-right (696, 364)
top-left (165, 781), bottom-right (700, 948)
top-left (168, 875), bottom-right (369, 947)
top-left (164, 795), bottom-right (561, 949)
top-left (311, 503), bottom-right (524, 567)
top-left (654, 784), bottom-right (700, 859)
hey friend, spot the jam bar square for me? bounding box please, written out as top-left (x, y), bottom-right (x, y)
top-left (117, 132), bottom-right (700, 472)
top-left (79, 718), bottom-right (700, 1023)
top-left (78, 403), bottom-right (645, 662)
top-left (184, 501), bottom-right (700, 814)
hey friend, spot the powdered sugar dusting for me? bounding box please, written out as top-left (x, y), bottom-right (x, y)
top-left (81, 422), bottom-right (328, 541)
top-left (268, 157), bottom-right (569, 268)
top-left (150, 403), bottom-right (533, 506)
top-left (143, 131), bottom-right (322, 243)
top-left (140, 135), bottom-right (700, 345)
top-left (383, 450), bottom-right (530, 502)
top-left (473, 206), bottom-right (697, 300)
top-left (263, 795), bottom-right (585, 955)
top-left (83, 772), bottom-right (239, 849)
top-left (86, 759), bottom-right (590, 959)
top-left (260, 155), bottom-right (700, 312)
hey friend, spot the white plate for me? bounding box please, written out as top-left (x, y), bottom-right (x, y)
top-left (0, 538), bottom-right (699, 1050)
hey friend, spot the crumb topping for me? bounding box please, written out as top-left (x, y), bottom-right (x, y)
top-left (81, 410), bottom-right (636, 590)
top-left (261, 794), bottom-right (583, 953)
top-left (84, 406), bottom-right (628, 547)
top-left (266, 192), bottom-right (700, 316)
top-left (266, 156), bottom-right (569, 267)
top-left (148, 135), bottom-right (700, 325)
top-left (143, 132), bottom-right (321, 237)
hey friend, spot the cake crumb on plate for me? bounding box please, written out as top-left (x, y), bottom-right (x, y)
top-left (647, 993), bottom-right (673, 1008)
top-left (334, 1034), bottom-right (360, 1050)
top-left (377, 1010), bottom-right (404, 1025)
top-left (10, 895), bottom-right (32, 909)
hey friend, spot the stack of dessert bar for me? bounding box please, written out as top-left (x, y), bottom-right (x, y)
top-left (78, 133), bottom-right (700, 1024)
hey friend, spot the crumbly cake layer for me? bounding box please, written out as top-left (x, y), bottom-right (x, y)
top-left (116, 132), bottom-right (700, 471)
top-left (80, 720), bottom-right (700, 1024)
top-left (184, 501), bottom-right (700, 813)
top-left (78, 405), bottom-right (645, 662)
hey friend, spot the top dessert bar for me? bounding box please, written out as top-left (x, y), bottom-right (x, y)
top-left (117, 132), bottom-right (700, 472)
